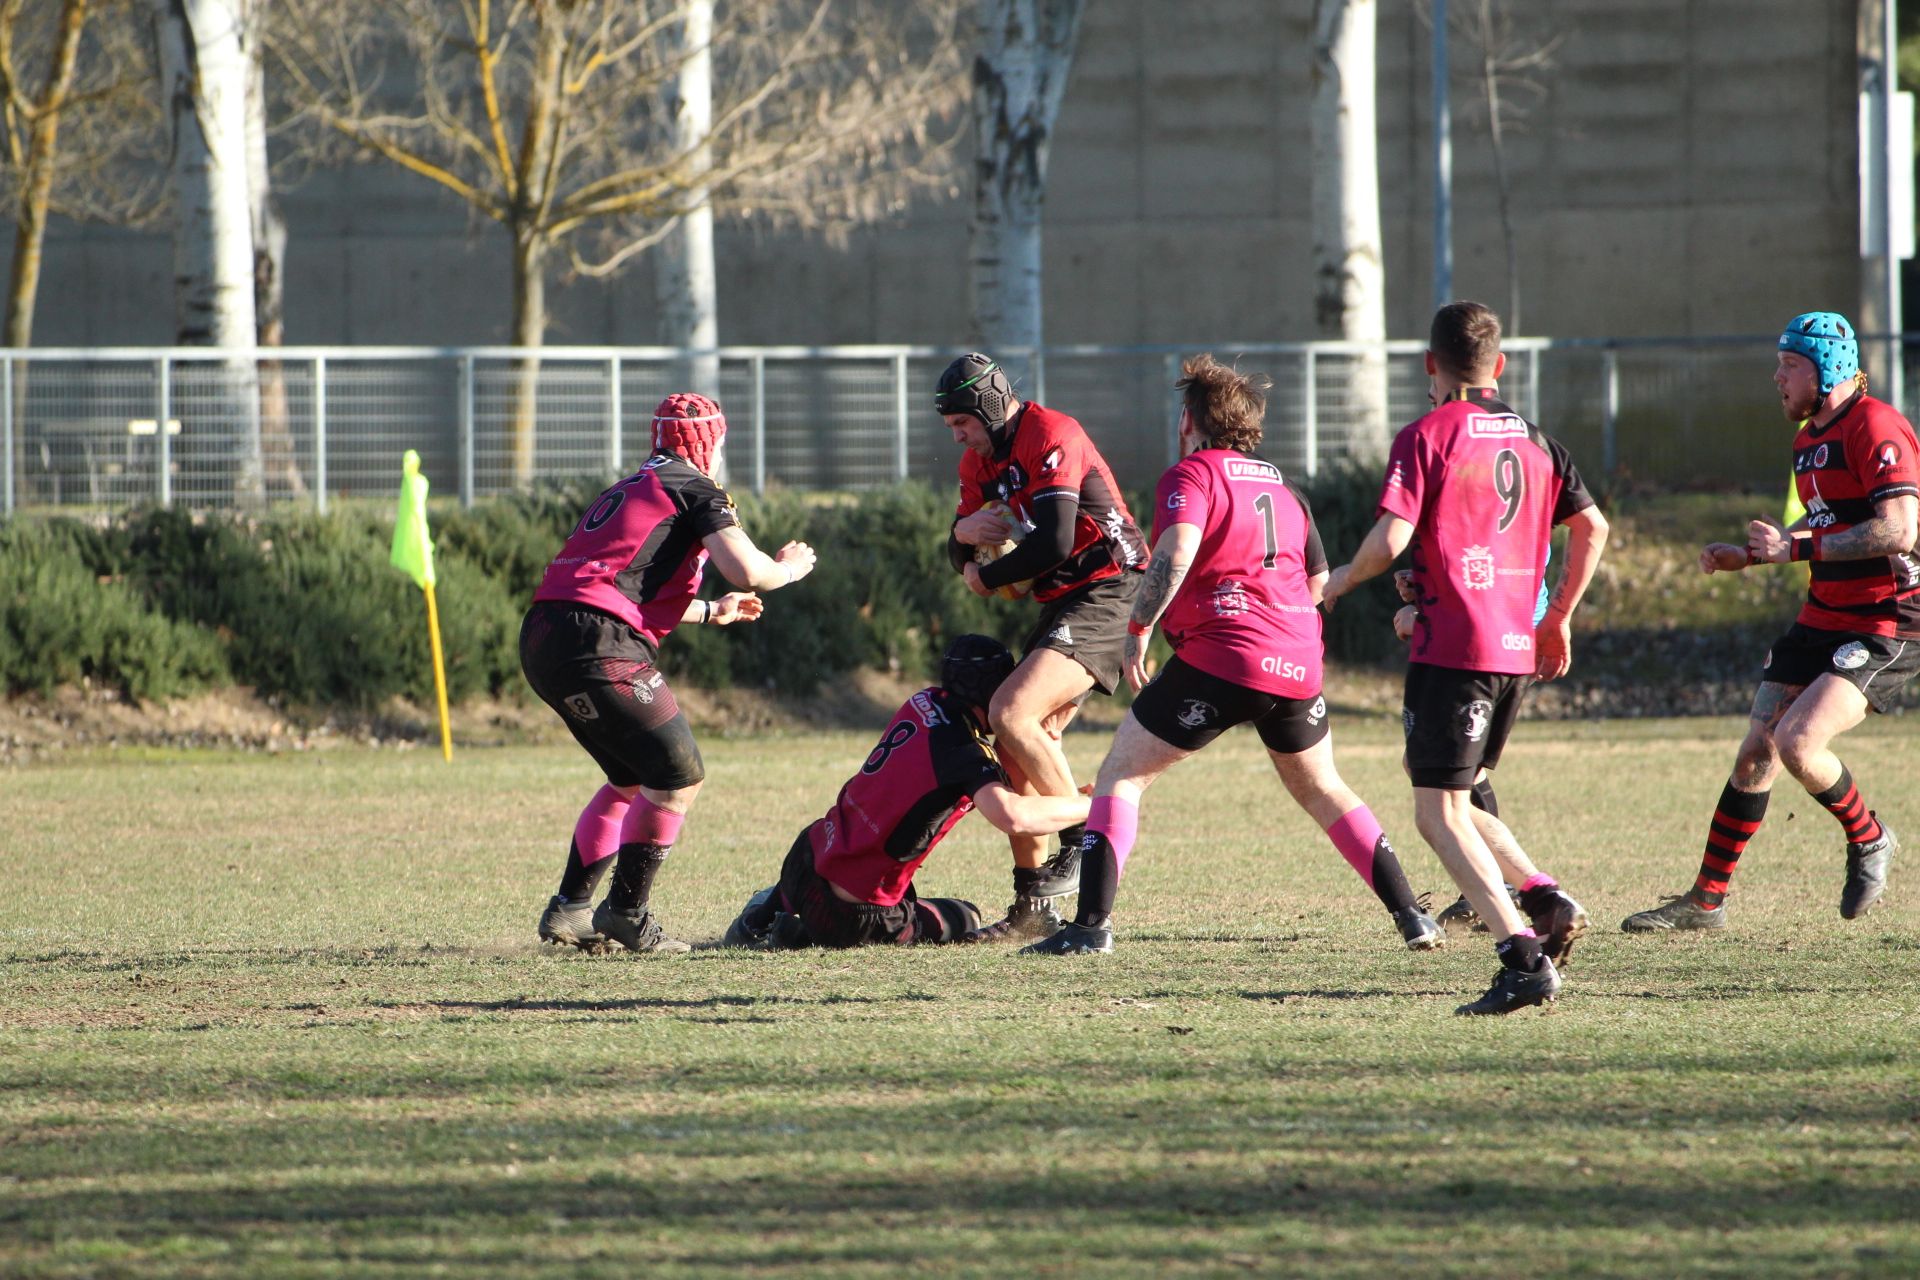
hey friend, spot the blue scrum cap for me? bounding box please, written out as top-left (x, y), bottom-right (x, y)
top-left (1778, 312), bottom-right (1860, 395)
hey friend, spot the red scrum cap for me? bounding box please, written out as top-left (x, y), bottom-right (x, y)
top-left (651, 392), bottom-right (727, 474)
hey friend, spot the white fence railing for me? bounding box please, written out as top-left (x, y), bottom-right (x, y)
top-left (0, 336), bottom-right (1909, 513)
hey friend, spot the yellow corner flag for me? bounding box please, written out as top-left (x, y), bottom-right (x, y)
top-left (391, 450), bottom-right (452, 761)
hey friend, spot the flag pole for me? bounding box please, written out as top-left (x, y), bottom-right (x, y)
top-left (424, 581), bottom-right (453, 762)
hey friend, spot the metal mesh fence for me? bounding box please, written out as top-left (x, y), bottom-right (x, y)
top-left (0, 336), bottom-right (1891, 515)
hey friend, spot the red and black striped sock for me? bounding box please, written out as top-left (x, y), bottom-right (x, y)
top-left (1811, 765), bottom-right (1882, 846)
top-left (1691, 783), bottom-right (1769, 907)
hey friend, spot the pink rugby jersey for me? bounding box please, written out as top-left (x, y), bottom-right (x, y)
top-left (1153, 450), bottom-right (1328, 698)
top-left (532, 454), bottom-right (740, 649)
top-left (1378, 388), bottom-right (1594, 675)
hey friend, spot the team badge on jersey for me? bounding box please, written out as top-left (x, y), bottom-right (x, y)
top-left (1878, 442), bottom-right (1902, 473)
top-left (1458, 699), bottom-right (1493, 742)
top-left (1461, 546), bottom-right (1496, 591)
top-left (1211, 580), bottom-right (1251, 617)
top-left (1833, 641), bottom-right (1871, 671)
top-left (1040, 446), bottom-right (1064, 475)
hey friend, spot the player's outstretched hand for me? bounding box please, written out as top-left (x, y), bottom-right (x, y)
top-left (1534, 615), bottom-right (1572, 680)
top-left (775, 541), bottom-right (816, 584)
top-left (710, 592), bottom-right (762, 625)
top-left (1393, 569), bottom-right (1418, 603)
top-left (955, 505), bottom-right (1015, 546)
top-left (1700, 542), bottom-right (1749, 574)
top-left (1393, 604), bottom-right (1418, 642)
top-left (1321, 564), bottom-right (1353, 609)
top-left (1746, 517), bottom-right (1791, 565)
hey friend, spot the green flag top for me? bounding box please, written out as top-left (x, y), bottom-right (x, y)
top-left (391, 449), bottom-right (437, 590)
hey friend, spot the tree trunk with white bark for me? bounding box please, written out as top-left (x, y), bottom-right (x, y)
top-left (244, 0), bottom-right (304, 496)
top-left (156, 0), bottom-right (262, 501)
top-left (967, 0), bottom-right (1084, 359)
top-left (1310, 0), bottom-right (1389, 459)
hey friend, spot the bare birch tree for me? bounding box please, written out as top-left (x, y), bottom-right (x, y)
top-left (1310, 0), bottom-right (1387, 457)
top-left (154, 0), bottom-right (264, 502)
top-left (271, 0), bottom-right (965, 486)
top-left (967, 0), bottom-right (1082, 354)
top-left (1451, 0), bottom-right (1560, 334)
top-left (0, 0), bottom-right (159, 349)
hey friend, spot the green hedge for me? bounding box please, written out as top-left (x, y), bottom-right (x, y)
top-left (0, 469), bottom-right (1401, 706)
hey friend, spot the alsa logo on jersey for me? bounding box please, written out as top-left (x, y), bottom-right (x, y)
top-left (1225, 458), bottom-right (1281, 482)
top-left (910, 690), bottom-right (949, 727)
top-left (1260, 656), bottom-right (1309, 683)
top-left (1467, 414), bottom-right (1527, 439)
top-left (1460, 546), bottom-right (1496, 590)
top-left (1039, 446), bottom-right (1064, 475)
top-left (1212, 580), bottom-right (1251, 617)
top-left (1501, 632), bottom-right (1533, 652)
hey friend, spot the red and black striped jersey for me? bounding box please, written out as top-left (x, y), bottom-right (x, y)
top-left (532, 454), bottom-right (740, 649)
top-left (1792, 394), bottom-right (1920, 638)
top-left (807, 687), bottom-right (1007, 907)
top-left (956, 403), bottom-right (1146, 601)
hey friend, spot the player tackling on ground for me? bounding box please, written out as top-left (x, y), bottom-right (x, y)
top-left (1322, 302), bottom-right (1608, 1015)
top-left (522, 393), bottom-right (815, 954)
top-left (1021, 355), bottom-right (1445, 956)
top-left (938, 354), bottom-right (1148, 941)
top-left (1622, 312), bottom-right (1917, 933)
top-left (722, 635), bottom-right (1092, 949)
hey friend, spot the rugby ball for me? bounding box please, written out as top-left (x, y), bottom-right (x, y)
top-left (973, 501), bottom-right (1035, 600)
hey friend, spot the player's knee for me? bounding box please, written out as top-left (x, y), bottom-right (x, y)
top-left (912, 897), bottom-right (982, 943)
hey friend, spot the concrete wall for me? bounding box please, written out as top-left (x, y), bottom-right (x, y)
top-left (22, 0), bottom-right (1864, 348)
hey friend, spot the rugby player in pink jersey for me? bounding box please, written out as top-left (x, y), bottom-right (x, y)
top-left (521, 393), bottom-right (816, 954)
top-left (1021, 355), bottom-right (1445, 956)
top-left (721, 635), bottom-right (1093, 949)
top-left (1322, 302), bottom-right (1609, 1015)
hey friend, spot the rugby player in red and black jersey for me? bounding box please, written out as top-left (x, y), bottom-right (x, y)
top-left (937, 354), bottom-right (1148, 941)
top-left (1623, 312), bottom-right (1918, 933)
top-left (1019, 356), bottom-right (1445, 956)
top-left (1323, 303), bottom-right (1610, 1015)
top-left (721, 636), bottom-right (1093, 949)
top-left (521, 393), bottom-right (817, 954)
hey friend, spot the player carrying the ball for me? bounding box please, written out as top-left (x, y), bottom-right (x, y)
top-left (1021, 355), bottom-right (1445, 956)
top-left (1322, 302), bottom-right (1608, 1016)
top-left (937, 353), bottom-right (1148, 941)
top-left (522, 393), bottom-right (816, 954)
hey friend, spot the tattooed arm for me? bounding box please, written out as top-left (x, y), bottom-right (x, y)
top-left (1121, 524), bottom-right (1201, 692)
top-left (1749, 495), bottom-right (1918, 563)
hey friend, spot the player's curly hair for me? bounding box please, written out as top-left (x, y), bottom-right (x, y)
top-left (1178, 354), bottom-right (1270, 453)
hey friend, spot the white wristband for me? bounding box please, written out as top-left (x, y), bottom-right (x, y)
top-left (699, 599), bottom-right (712, 624)
top-left (781, 561), bottom-right (796, 586)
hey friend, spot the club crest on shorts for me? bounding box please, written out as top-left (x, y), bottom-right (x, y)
top-left (564, 692), bottom-right (599, 721)
top-left (1401, 706), bottom-right (1415, 737)
top-left (1177, 699), bottom-right (1216, 730)
top-left (1461, 546), bottom-right (1495, 591)
top-left (1307, 696), bottom-right (1327, 726)
top-left (1833, 641), bottom-right (1871, 671)
top-left (1458, 699), bottom-right (1493, 742)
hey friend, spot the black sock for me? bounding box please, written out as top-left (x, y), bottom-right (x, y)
top-left (1494, 931), bottom-right (1545, 972)
top-left (604, 842), bottom-right (670, 914)
top-left (1367, 832), bottom-right (1420, 916)
top-left (556, 838), bottom-right (612, 904)
top-left (1073, 832), bottom-right (1118, 929)
top-left (1469, 778), bottom-right (1499, 819)
top-left (1053, 824), bottom-right (1087, 863)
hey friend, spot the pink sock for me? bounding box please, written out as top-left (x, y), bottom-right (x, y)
top-left (1089, 795), bottom-right (1139, 876)
top-left (619, 793), bottom-right (686, 848)
top-left (573, 786), bottom-right (631, 867)
top-left (1519, 873), bottom-right (1557, 894)
top-left (1326, 806), bottom-right (1385, 890)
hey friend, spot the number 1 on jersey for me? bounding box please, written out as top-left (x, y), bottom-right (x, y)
top-left (1253, 491), bottom-right (1280, 570)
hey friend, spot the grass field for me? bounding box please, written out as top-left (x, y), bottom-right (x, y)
top-left (4, 714), bottom-right (1919, 1278)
